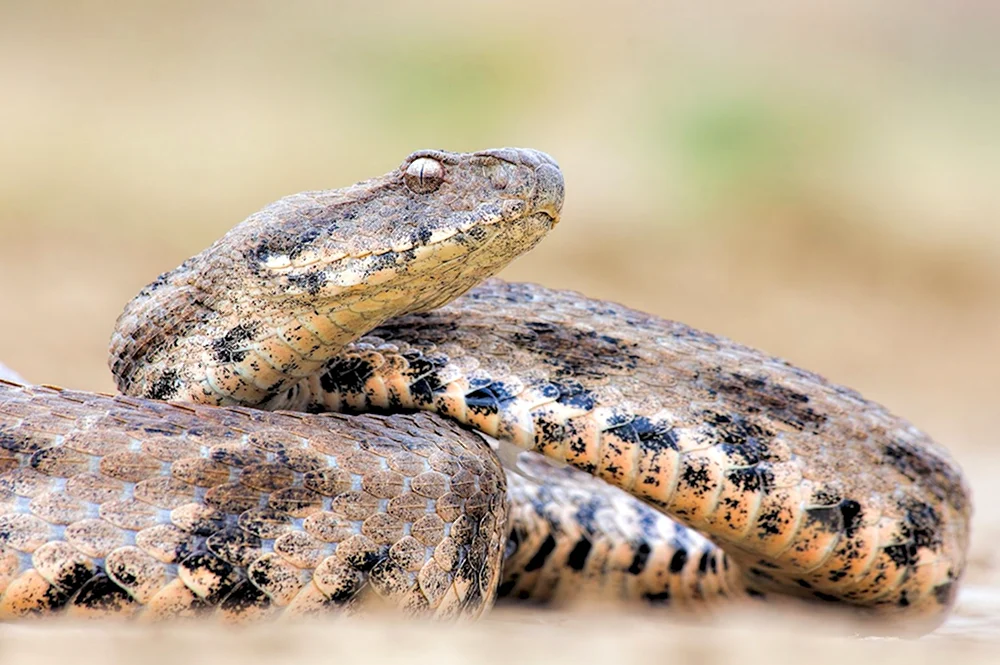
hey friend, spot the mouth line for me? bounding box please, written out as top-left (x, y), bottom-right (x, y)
top-left (262, 206), bottom-right (556, 276)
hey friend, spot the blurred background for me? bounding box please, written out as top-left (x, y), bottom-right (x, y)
top-left (0, 0), bottom-right (997, 599)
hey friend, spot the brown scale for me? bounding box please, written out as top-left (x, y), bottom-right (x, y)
top-left (301, 279), bottom-right (969, 634)
top-left (0, 382), bottom-right (508, 620)
top-left (1, 147), bottom-right (971, 635)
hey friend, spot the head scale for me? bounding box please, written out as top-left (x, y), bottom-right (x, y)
top-left (109, 147), bottom-right (564, 407)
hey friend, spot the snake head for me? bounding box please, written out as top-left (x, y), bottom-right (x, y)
top-left (241, 147), bottom-right (563, 309)
top-left (110, 147), bottom-right (563, 406)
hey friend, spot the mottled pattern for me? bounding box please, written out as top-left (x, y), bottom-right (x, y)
top-left (0, 382), bottom-right (507, 620)
top-left (0, 146), bottom-right (971, 635)
top-left (502, 454), bottom-right (745, 609)
top-left (290, 279), bottom-right (970, 632)
top-left (109, 148), bottom-right (563, 408)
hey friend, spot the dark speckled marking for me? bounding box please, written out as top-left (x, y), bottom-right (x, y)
top-left (249, 227), bottom-right (323, 267)
top-left (510, 321), bottom-right (641, 380)
top-left (726, 466), bottom-right (773, 494)
top-left (900, 498), bottom-right (943, 549)
top-left (342, 546), bottom-right (385, 573)
top-left (288, 269), bottom-right (328, 295)
top-left (883, 442), bottom-right (965, 509)
top-left (145, 369), bottom-right (180, 401)
top-left (72, 574), bottom-right (137, 613)
top-left (0, 427), bottom-right (45, 454)
top-left (464, 381), bottom-right (518, 416)
top-left (755, 506), bottom-right (785, 537)
top-left (610, 415), bottom-right (679, 452)
top-left (220, 579), bottom-right (272, 613)
top-left (551, 380), bottom-right (596, 411)
top-left (805, 498), bottom-right (864, 538)
top-left (709, 371), bottom-right (827, 431)
top-left (681, 459), bottom-right (713, 494)
top-left (212, 323), bottom-right (261, 365)
top-left (320, 357), bottom-right (376, 397)
top-left (403, 352), bottom-right (449, 406)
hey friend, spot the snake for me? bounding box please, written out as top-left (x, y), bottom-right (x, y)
top-left (0, 147), bottom-right (970, 635)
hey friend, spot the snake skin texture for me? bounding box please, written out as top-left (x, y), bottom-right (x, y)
top-left (0, 383), bottom-right (507, 620)
top-left (0, 147), bottom-right (971, 635)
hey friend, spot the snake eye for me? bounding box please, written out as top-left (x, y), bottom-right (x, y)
top-left (404, 157), bottom-right (445, 194)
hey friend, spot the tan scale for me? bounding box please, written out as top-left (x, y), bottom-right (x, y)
top-left (0, 147), bottom-right (971, 635)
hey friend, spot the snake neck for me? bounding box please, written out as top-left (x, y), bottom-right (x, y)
top-left (108, 148), bottom-right (563, 406)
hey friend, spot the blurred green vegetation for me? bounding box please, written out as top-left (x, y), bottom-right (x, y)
top-left (0, 1), bottom-right (996, 253)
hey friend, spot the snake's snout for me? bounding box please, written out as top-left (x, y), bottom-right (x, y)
top-left (475, 148), bottom-right (564, 221)
top-left (532, 159), bottom-right (564, 223)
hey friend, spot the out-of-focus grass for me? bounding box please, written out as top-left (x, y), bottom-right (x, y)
top-left (0, 0), bottom-right (998, 628)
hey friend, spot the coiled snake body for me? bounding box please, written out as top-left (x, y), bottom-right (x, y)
top-left (0, 148), bottom-right (970, 634)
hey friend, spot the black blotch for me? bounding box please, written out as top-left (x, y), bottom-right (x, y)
top-left (145, 369), bottom-right (180, 401)
top-left (523, 535), bottom-right (557, 572)
top-left (219, 579), bottom-right (272, 613)
top-left (513, 322), bottom-right (641, 380)
top-left (668, 549), bottom-right (688, 574)
top-left (320, 357), bottom-right (376, 398)
top-left (901, 498), bottom-right (943, 549)
top-left (697, 551), bottom-right (711, 574)
top-left (608, 414), bottom-right (679, 452)
top-left (934, 582), bottom-right (955, 606)
top-left (643, 590), bottom-right (671, 603)
top-left (465, 225), bottom-right (489, 242)
top-left (404, 352), bottom-right (448, 405)
top-left (344, 546), bottom-right (385, 573)
top-left (180, 553), bottom-right (240, 602)
top-left (505, 528), bottom-right (522, 558)
top-left (813, 591), bottom-right (840, 603)
top-left (71, 574), bottom-right (137, 613)
top-left (628, 543), bottom-right (652, 575)
top-left (550, 380), bottom-right (597, 411)
top-left (839, 499), bottom-right (863, 538)
top-left (464, 381), bottom-right (517, 416)
top-left (806, 498), bottom-right (864, 538)
top-left (726, 467), bottom-right (764, 494)
top-left (681, 459), bottom-right (713, 494)
top-left (212, 323), bottom-right (260, 364)
top-left (566, 537), bottom-right (592, 571)
top-left (497, 579), bottom-right (517, 598)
